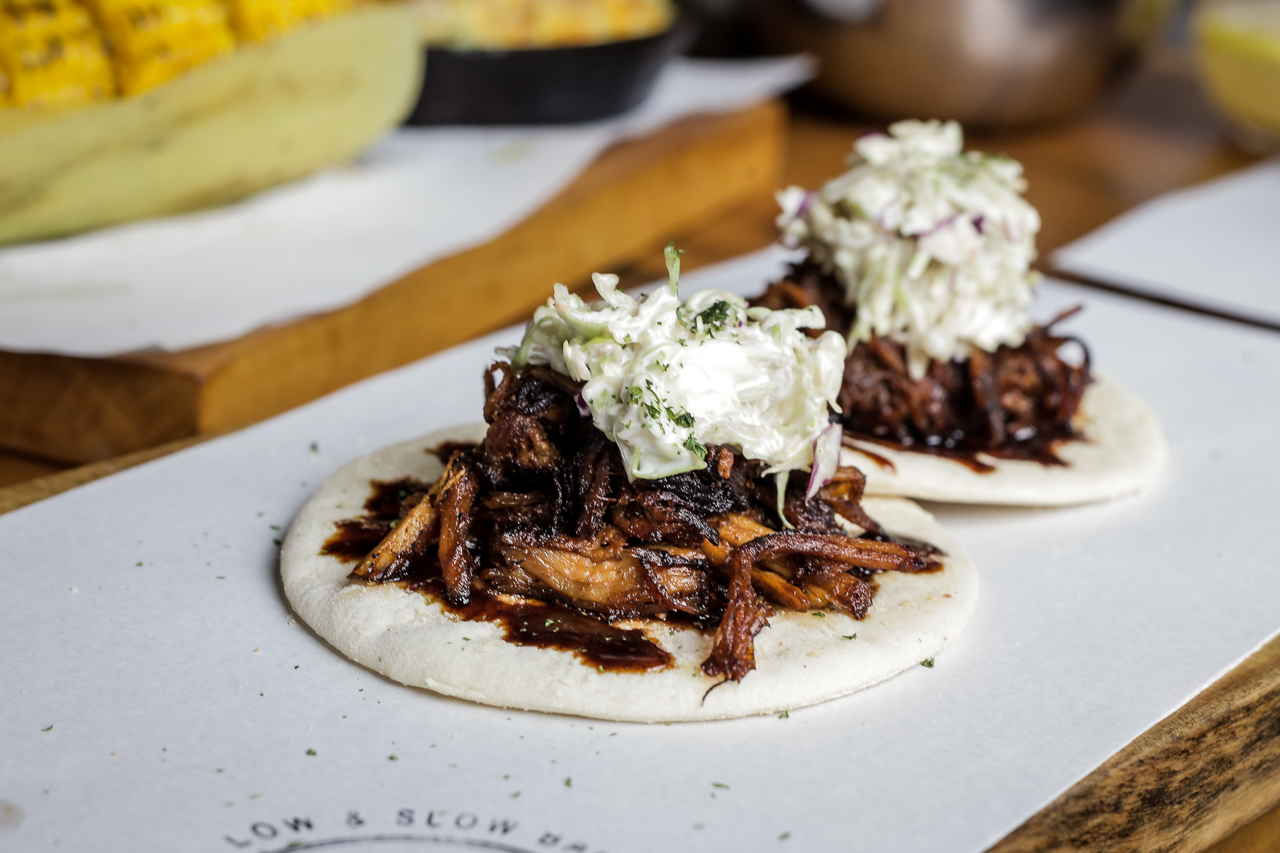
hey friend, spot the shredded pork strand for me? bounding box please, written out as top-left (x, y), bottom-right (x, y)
top-left (341, 362), bottom-right (941, 683)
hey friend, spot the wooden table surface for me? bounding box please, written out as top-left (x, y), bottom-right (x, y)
top-left (1, 47), bottom-right (1276, 853)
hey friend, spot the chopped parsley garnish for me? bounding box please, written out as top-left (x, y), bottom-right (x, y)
top-left (668, 408), bottom-right (695, 429)
top-left (921, 658), bottom-right (935, 668)
top-left (843, 634), bottom-right (857, 640)
top-left (625, 386), bottom-right (643, 405)
top-left (683, 437), bottom-right (708, 460)
top-left (695, 300), bottom-right (733, 332)
top-left (305, 748), bottom-right (316, 756)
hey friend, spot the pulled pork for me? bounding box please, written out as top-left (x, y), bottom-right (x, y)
top-left (343, 362), bottom-right (939, 683)
top-left (751, 261), bottom-right (1092, 464)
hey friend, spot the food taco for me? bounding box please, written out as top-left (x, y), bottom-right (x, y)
top-left (756, 120), bottom-right (1166, 505)
top-left (283, 248), bottom-right (976, 722)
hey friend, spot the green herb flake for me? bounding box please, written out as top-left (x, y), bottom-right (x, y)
top-left (780, 832), bottom-right (792, 841)
top-left (668, 408), bottom-right (695, 429)
top-left (811, 611), bottom-right (825, 618)
top-left (305, 749), bottom-right (316, 756)
top-left (683, 436), bottom-right (708, 460)
top-left (41, 725), bottom-right (53, 732)
top-left (843, 634), bottom-right (858, 640)
top-left (921, 658), bottom-right (935, 668)
top-left (694, 300), bottom-right (733, 332)
top-left (388, 755), bottom-right (398, 761)
top-left (712, 782), bottom-right (730, 790)
top-left (625, 386), bottom-right (643, 405)
top-left (778, 710), bottom-right (789, 719)
top-left (564, 777), bottom-right (572, 788)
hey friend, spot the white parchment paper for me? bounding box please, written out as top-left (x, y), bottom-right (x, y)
top-left (0, 57), bottom-right (810, 357)
top-left (1053, 157), bottom-right (1280, 326)
top-left (2, 249), bottom-right (1279, 853)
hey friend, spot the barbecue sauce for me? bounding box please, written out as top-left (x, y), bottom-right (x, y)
top-left (321, 478), bottom-right (432, 562)
top-left (420, 583), bottom-right (673, 673)
top-left (428, 441), bottom-right (479, 462)
top-left (322, 479), bottom-right (673, 673)
top-left (842, 441), bottom-right (897, 473)
top-left (845, 431), bottom-right (1075, 474)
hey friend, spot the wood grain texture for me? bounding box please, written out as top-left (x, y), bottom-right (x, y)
top-left (1206, 798), bottom-right (1280, 853)
top-left (0, 102), bottom-right (786, 465)
top-left (988, 633), bottom-right (1280, 853)
top-left (0, 434), bottom-right (211, 515)
top-left (0, 449), bottom-right (65, 488)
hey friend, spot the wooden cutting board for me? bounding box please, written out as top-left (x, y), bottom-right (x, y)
top-left (0, 101), bottom-right (786, 466)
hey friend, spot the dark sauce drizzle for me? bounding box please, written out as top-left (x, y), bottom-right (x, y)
top-left (424, 581), bottom-right (671, 673)
top-left (841, 440), bottom-right (897, 473)
top-left (844, 431), bottom-right (1073, 474)
top-left (321, 477), bottom-right (431, 561)
top-left (427, 441), bottom-right (479, 462)
top-left (321, 479), bottom-right (673, 673)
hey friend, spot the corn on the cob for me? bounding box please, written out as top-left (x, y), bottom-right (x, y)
top-left (85, 0), bottom-right (234, 95)
top-left (227, 0), bottom-right (352, 43)
top-left (0, 0), bottom-right (115, 107)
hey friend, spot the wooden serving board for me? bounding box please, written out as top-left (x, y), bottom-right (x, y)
top-left (0, 101), bottom-right (786, 466)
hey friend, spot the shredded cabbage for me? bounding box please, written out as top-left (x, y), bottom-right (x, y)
top-left (505, 248), bottom-right (846, 481)
top-left (777, 119), bottom-right (1041, 379)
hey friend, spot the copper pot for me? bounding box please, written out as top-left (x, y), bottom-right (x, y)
top-left (754, 0), bottom-right (1170, 126)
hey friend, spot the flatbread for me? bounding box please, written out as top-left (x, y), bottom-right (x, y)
top-left (844, 374), bottom-right (1167, 507)
top-left (282, 425), bottom-right (978, 723)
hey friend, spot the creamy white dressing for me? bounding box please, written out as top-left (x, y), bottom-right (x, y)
top-left (777, 119), bottom-right (1041, 379)
top-left (506, 248), bottom-right (846, 481)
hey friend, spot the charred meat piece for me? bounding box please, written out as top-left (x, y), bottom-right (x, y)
top-left (437, 455), bottom-right (481, 605)
top-left (350, 492), bottom-right (439, 584)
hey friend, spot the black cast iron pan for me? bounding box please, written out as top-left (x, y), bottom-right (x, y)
top-left (403, 11), bottom-right (697, 125)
